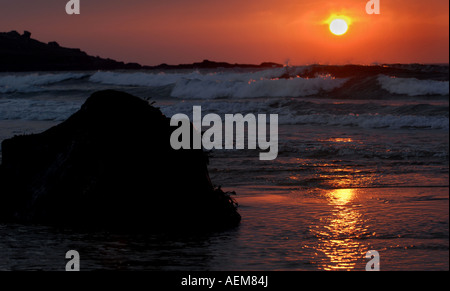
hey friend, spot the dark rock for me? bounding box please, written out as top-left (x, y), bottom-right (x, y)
top-left (6, 30), bottom-right (21, 38)
top-left (0, 90), bottom-right (241, 231)
top-left (0, 30), bottom-right (284, 72)
top-left (23, 31), bottom-right (31, 39)
top-left (0, 31), bottom-right (144, 72)
top-left (48, 41), bottom-right (60, 48)
top-left (153, 59), bottom-right (284, 70)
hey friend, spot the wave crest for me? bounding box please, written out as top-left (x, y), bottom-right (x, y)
top-left (0, 73), bottom-right (88, 93)
top-left (378, 75), bottom-right (449, 96)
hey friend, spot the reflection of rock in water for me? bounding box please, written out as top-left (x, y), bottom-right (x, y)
top-left (0, 90), bottom-right (240, 231)
top-left (310, 189), bottom-right (369, 270)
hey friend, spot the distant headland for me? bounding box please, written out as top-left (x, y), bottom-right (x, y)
top-left (0, 30), bottom-right (283, 72)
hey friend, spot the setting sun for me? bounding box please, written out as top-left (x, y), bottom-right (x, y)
top-left (329, 18), bottom-right (349, 36)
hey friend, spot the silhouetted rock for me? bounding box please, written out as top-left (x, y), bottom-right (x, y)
top-left (0, 31), bottom-right (144, 71)
top-left (153, 59), bottom-right (283, 70)
top-left (23, 31), bottom-right (31, 39)
top-left (0, 90), bottom-right (241, 231)
top-left (47, 41), bottom-right (60, 48)
top-left (0, 30), bottom-right (284, 72)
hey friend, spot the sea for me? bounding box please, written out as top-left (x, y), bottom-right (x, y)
top-left (0, 64), bottom-right (448, 271)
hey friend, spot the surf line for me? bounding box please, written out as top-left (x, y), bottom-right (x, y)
top-left (170, 106), bottom-right (279, 161)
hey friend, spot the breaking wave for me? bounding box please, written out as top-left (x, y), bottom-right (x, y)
top-left (378, 75), bottom-right (449, 96)
top-left (1, 64), bottom-right (448, 99)
top-left (89, 70), bottom-right (347, 99)
top-left (0, 73), bottom-right (88, 93)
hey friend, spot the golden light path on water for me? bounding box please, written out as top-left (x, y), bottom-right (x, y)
top-left (310, 188), bottom-right (369, 271)
top-left (271, 137), bottom-right (378, 270)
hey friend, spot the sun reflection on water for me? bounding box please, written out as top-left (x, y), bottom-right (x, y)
top-left (330, 188), bottom-right (355, 205)
top-left (311, 189), bottom-right (369, 271)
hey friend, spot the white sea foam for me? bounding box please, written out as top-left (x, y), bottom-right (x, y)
top-left (1, 69), bottom-right (448, 98)
top-left (89, 68), bottom-right (287, 87)
top-left (0, 73), bottom-right (88, 93)
top-left (0, 69), bottom-right (447, 130)
top-left (378, 75), bottom-right (449, 96)
top-left (171, 75), bottom-right (347, 99)
top-left (90, 69), bottom-right (347, 98)
top-left (89, 71), bottom-right (183, 87)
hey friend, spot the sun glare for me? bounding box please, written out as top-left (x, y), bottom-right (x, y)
top-left (329, 19), bottom-right (348, 36)
top-left (324, 14), bottom-right (352, 37)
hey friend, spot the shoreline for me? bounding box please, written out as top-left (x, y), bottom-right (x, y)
top-left (0, 186), bottom-right (447, 271)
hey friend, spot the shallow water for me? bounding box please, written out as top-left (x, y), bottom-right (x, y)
top-left (0, 124), bottom-right (448, 271)
top-left (0, 67), bottom-right (448, 271)
top-left (0, 187), bottom-right (447, 271)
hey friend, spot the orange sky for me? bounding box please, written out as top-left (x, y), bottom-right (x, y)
top-left (1, 0), bottom-right (448, 65)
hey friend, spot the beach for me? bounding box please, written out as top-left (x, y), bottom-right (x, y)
top-left (0, 186), bottom-right (447, 271)
top-left (0, 66), bottom-right (448, 270)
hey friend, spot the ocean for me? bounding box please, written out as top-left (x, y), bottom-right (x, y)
top-left (0, 64), bottom-right (448, 271)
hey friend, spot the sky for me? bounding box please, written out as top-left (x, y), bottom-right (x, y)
top-left (0, 0), bottom-right (448, 65)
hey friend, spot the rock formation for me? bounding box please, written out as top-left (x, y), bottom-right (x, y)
top-left (0, 31), bottom-right (143, 71)
top-left (0, 30), bottom-right (283, 72)
top-left (0, 90), bottom-right (241, 231)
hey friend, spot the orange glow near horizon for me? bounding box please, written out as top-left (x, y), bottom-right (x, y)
top-left (0, 0), bottom-right (448, 65)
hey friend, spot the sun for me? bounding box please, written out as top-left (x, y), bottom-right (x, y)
top-left (329, 18), bottom-right (349, 36)
top-left (324, 15), bottom-right (352, 36)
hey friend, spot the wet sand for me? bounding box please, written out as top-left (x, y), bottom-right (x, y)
top-left (0, 186), bottom-right (447, 271)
